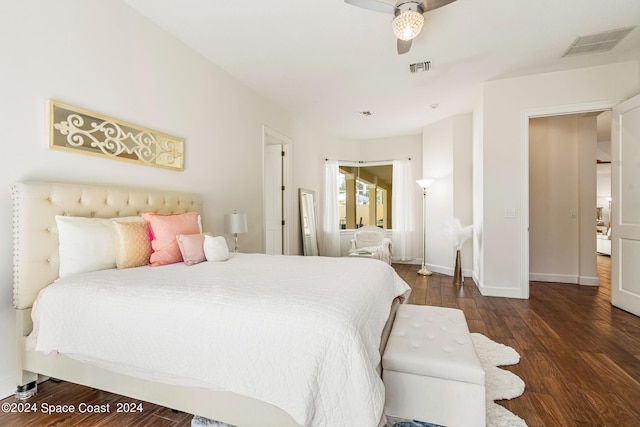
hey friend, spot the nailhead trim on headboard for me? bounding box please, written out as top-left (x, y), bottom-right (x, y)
top-left (11, 181), bottom-right (203, 309)
top-left (11, 183), bottom-right (21, 310)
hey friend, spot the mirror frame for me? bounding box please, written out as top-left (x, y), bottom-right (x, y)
top-left (299, 188), bottom-right (320, 256)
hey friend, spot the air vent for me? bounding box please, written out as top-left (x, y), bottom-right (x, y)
top-left (562, 26), bottom-right (635, 57)
top-left (409, 61), bottom-right (432, 73)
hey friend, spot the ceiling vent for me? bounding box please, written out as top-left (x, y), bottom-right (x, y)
top-left (409, 61), bottom-right (432, 73)
top-left (562, 26), bottom-right (635, 57)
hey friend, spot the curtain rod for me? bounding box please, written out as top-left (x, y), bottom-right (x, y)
top-left (325, 157), bottom-right (411, 163)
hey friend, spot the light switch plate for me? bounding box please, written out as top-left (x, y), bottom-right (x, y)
top-left (505, 208), bottom-right (516, 218)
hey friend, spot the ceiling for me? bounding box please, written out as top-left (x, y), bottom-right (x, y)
top-left (123, 0), bottom-right (640, 140)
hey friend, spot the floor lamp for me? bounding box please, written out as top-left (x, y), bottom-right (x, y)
top-left (416, 179), bottom-right (434, 276)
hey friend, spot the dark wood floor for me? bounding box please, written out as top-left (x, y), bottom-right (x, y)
top-left (2, 255), bottom-right (639, 426)
top-left (396, 255), bottom-right (640, 427)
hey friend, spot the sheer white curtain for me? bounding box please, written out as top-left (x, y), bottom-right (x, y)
top-left (322, 160), bottom-right (341, 256)
top-left (392, 159), bottom-right (415, 261)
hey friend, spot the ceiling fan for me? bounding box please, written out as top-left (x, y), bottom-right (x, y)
top-left (345, 0), bottom-right (457, 54)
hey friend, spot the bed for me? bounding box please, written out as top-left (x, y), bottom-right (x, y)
top-left (12, 181), bottom-right (410, 427)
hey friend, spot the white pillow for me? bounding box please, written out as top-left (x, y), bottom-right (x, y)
top-left (203, 235), bottom-right (230, 262)
top-left (55, 215), bottom-right (145, 277)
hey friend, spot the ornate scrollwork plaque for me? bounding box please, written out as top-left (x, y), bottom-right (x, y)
top-left (48, 100), bottom-right (184, 171)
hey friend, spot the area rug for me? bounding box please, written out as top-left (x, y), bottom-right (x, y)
top-left (192, 334), bottom-right (527, 427)
top-left (386, 333), bottom-right (527, 427)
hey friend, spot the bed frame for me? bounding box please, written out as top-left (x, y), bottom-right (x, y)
top-left (12, 181), bottom-right (399, 427)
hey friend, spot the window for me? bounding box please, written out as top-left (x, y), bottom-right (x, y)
top-left (337, 164), bottom-right (392, 229)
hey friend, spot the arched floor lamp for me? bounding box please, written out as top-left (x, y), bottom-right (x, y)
top-left (417, 178), bottom-right (434, 276)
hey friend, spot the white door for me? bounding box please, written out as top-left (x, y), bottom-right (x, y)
top-left (264, 144), bottom-right (283, 255)
top-left (611, 93), bottom-right (640, 316)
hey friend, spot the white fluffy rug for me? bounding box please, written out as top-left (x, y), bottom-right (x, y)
top-left (471, 333), bottom-right (527, 427)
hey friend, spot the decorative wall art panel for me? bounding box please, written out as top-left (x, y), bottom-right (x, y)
top-left (48, 100), bottom-right (184, 171)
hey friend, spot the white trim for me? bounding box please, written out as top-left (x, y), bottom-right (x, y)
top-left (477, 283), bottom-right (526, 299)
top-left (262, 125), bottom-right (292, 255)
top-left (392, 258), bottom-right (421, 265)
top-left (472, 271), bottom-right (482, 289)
top-left (529, 273), bottom-right (578, 284)
top-left (579, 276), bottom-right (600, 286)
top-left (528, 273), bottom-right (600, 286)
top-left (423, 264), bottom-right (474, 278)
top-left (520, 99), bottom-right (625, 300)
top-left (426, 263), bottom-right (452, 276)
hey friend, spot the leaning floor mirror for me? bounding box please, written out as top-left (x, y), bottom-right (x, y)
top-left (299, 188), bottom-right (319, 256)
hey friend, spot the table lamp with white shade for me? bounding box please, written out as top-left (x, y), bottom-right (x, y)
top-left (224, 211), bottom-right (248, 253)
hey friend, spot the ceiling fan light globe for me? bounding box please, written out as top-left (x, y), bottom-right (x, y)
top-left (392, 10), bottom-right (424, 41)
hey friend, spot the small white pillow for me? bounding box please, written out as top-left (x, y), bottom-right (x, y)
top-left (56, 216), bottom-right (117, 277)
top-left (203, 235), bottom-right (230, 262)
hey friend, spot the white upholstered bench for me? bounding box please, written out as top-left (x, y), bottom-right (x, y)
top-left (382, 304), bottom-right (486, 427)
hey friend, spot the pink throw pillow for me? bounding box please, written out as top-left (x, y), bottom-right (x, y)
top-left (176, 233), bottom-right (212, 266)
top-left (142, 212), bottom-right (201, 266)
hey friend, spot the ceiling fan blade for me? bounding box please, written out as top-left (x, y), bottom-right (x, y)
top-left (344, 0), bottom-right (395, 14)
top-left (397, 38), bottom-right (412, 55)
top-left (420, 0), bottom-right (457, 13)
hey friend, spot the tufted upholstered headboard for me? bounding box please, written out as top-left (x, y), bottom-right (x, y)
top-left (11, 181), bottom-right (202, 310)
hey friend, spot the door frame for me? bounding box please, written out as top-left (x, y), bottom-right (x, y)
top-left (519, 99), bottom-right (625, 298)
top-left (262, 125), bottom-right (292, 255)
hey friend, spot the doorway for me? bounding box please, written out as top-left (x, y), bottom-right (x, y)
top-left (528, 111), bottom-right (612, 287)
top-left (520, 99), bottom-right (622, 298)
top-left (595, 111), bottom-right (612, 285)
top-left (262, 126), bottom-right (291, 255)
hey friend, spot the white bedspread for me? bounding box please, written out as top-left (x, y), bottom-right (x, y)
top-left (29, 253), bottom-right (411, 427)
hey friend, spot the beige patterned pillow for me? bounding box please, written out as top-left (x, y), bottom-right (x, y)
top-left (113, 221), bottom-right (152, 269)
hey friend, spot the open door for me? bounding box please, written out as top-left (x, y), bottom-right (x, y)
top-left (611, 93), bottom-right (640, 316)
top-left (264, 143), bottom-right (284, 255)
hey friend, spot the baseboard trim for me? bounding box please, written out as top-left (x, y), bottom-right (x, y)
top-left (529, 273), bottom-right (578, 284)
top-left (426, 263), bottom-right (452, 276)
top-left (392, 258), bottom-right (421, 265)
top-left (476, 284), bottom-right (527, 299)
top-left (579, 276), bottom-right (599, 286)
top-left (529, 273), bottom-right (601, 286)
top-left (471, 272), bottom-right (526, 298)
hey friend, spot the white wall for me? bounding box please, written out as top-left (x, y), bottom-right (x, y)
top-left (478, 61), bottom-right (639, 298)
top-left (529, 116), bottom-right (579, 280)
top-left (422, 114), bottom-right (473, 275)
top-left (288, 121), bottom-right (359, 255)
top-left (472, 96), bottom-right (485, 287)
top-left (528, 114), bottom-right (597, 285)
top-left (577, 116), bottom-right (598, 285)
top-left (0, 0), bottom-right (294, 399)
